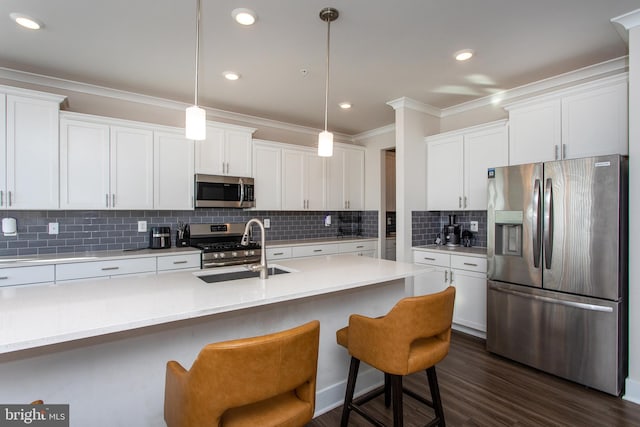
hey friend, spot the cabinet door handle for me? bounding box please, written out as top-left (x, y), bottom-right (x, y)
top-left (173, 260), bottom-right (188, 265)
top-left (423, 257), bottom-right (436, 261)
top-left (101, 266), bottom-right (120, 271)
top-left (444, 270), bottom-right (448, 283)
top-left (356, 245), bottom-right (364, 248)
top-left (273, 252), bottom-right (284, 256)
top-left (313, 249), bottom-right (323, 253)
top-left (458, 196), bottom-right (462, 208)
top-left (554, 145), bottom-right (559, 160)
top-left (0, 276), bottom-right (8, 280)
top-left (0, 190), bottom-right (3, 207)
top-left (464, 196), bottom-right (467, 209)
top-left (112, 194), bottom-right (116, 208)
top-left (450, 270), bottom-right (454, 282)
top-left (8, 191), bottom-right (12, 206)
top-left (106, 194), bottom-right (109, 207)
top-left (562, 144), bottom-right (567, 159)
top-left (463, 262), bottom-right (478, 267)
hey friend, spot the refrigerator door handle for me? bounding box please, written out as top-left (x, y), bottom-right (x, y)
top-left (533, 179), bottom-right (542, 268)
top-left (543, 177), bottom-right (554, 269)
top-left (490, 286), bottom-right (613, 313)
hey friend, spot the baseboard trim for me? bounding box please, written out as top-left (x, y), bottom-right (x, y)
top-left (314, 365), bottom-right (383, 417)
top-left (624, 377), bottom-right (640, 404)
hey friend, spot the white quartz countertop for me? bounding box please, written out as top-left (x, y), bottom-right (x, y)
top-left (0, 255), bottom-right (429, 354)
top-left (412, 244), bottom-right (487, 257)
top-left (0, 247), bottom-right (201, 268)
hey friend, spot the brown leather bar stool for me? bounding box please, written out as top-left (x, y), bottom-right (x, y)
top-left (336, 287), bottom-right (455, 427)
top-left (164, 320), bottom-right (320, 427)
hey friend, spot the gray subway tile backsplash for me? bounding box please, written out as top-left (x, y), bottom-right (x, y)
top-left (411, 210), bottom-right (487, 248)
top-left (0, 210), bottom-right (379, 257)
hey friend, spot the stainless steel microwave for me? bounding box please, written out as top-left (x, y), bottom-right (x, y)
top-left (194, 174), bottom-right (256, 208)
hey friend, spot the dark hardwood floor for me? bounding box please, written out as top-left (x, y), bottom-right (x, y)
top-left (309, 331), bottom-right (640, 426)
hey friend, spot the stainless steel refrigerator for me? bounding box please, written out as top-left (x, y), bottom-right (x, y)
top-left (486, 154), bottom-right (628, 396)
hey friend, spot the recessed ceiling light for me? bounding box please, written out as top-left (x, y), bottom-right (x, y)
top-left (10, 12), bottom-right (43, 30)
top-left (232, 8), bottom-right (257, 26)
top-left (339, 102), bottom-right (352, 109)
top-left (223, 71), bottom-right (240, 81)
top-left (455, 49), bottom-right (474, 61)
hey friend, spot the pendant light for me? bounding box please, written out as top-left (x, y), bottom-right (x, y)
top-left (318, 7), bottom-right (339, 157)
top-left (185, 0), bottom-right (206, 140)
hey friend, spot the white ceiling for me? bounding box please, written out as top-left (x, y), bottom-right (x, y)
top-left (1, 0), bottom-right (639, 135)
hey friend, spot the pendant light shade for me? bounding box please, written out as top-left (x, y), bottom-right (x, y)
top-left (318, 130), bottom-right (334, 157)
top-left (185, 105), bottom-right (206, 140)
top-left (318, 7), bottom-right (338, 157)
top-left (186, 0), bottom-right (206, 141)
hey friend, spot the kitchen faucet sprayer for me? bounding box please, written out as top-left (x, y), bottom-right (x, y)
top-left (241, 218), bottom-right (268, 279)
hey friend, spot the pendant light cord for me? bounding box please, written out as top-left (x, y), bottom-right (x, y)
top-left (323, 16), bottom-right (330, 132)
top-left (194, 0), bottom-right (201, 106)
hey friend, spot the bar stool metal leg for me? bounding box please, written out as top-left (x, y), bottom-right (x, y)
top-left (384, 373), bottom-right (391, 407)
top-left (426, 366), bottom-right (445, 427)
top-left (391, 375), bottom-right (403, 427)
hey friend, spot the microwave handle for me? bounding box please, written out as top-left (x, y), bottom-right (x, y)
top-left (239, 178), bottom-right (245, 207)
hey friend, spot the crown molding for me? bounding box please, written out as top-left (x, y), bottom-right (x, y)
top-left (0, 66), bottom-right (353, 142)
top-left (612, 8), bottom-right (640, 43)
top-left (386, 97), bottom-right (441, 117)
top-left (353, 124), bottom-right (395, 141)
top-left (440, 56), bottom-right (628, 117)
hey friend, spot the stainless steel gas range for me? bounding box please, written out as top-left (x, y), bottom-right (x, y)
top-left (188, 223), bottom-right (261, 269)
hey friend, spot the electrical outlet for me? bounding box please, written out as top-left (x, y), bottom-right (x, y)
top-left (264, 218), bottom-right (271, 228)
top-left (48, 222), bottom-right (59, 235)
top-left (324, 215), bottom-right (331, 227)
top-left (138, 221), bottom-right (147, 232)
top-left (470, 221), bottom-right (479, 232)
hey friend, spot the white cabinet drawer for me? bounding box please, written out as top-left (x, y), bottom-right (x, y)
top-left (451, 255), bottom-right (486, 273)
top-left (339, 240), bottom-right (377, 253)
top-left (266, 247), bottom-right (292, 260)
top-left (157, 253), bottom-right (201, 272)
top-left (56, 257), bottom-right (157, 281)
top-left (0, 265), bottom-right (55, 287)
top-left (292, 244), bottom-right (339, 258)
top-left (413, 251), bottom-right (450, 267)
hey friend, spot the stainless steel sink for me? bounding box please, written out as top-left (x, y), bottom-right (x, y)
top-left (197, 267), bottom-right (290, 283)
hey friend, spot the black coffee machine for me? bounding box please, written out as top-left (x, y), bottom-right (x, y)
top-left (443, 215), bottom-right (461, 247)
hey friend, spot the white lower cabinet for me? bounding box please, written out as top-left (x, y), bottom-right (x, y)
top-left (0, 265), bottom-right (55, 287)
top-left (56, 257), bottom-right (157, 282)
top-left (156, 253), bottom-right (201, 272)
top-left (267, 239), bottom-right (377, 261)
top-left (413, 249), bottom-right (487, 336)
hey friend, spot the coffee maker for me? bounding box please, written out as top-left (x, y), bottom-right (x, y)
top-left (443, 215), bottom-right (461, 247)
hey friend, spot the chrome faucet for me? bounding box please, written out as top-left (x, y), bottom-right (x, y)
top-left (241, 218), bottom-right (268, 279)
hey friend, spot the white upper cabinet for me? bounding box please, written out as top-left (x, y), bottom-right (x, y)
top-left (1, 88), bottom-right (65, 209)
top-left (426, 120), bottom-right (508, 211)
top-left (325, 145), bottom-right (365, 210)
top-left (282, 148), bottom-right (325, 210)
top-left (252, 140), bottom-right (282, 210)
top-left (195, 124), bottom-right (255, 177)
top-left (60, 113), bottom-right (154, 210)
top-left (507, 75), bottom-right (628, 165)
top-left (154, 130), bottom-right (194, 210)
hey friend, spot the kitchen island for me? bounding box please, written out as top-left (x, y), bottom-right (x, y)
top-left (0, 255), bottom-right (430, 426)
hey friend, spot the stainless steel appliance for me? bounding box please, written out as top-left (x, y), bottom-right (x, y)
top-left (443, 214), bottom-right (460, 246)
top-left (486, 154), bottom-right (628, 395)
top-left (149, 227), bottom-right (171, 249)
top-left (194, 174), bottom-right (255, 208)
top-left (189, 223), bottom-right (261, 268)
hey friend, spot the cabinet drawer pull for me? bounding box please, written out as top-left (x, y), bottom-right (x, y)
top-left (101, 266), bottom-right (120, 271)
top-left (0, 276), bottom-right (8, 280)
top-left (463, 262), bottom-right (478, 267)
top-left (423, 257), bottom-right (436, 261)
top-left (273, 252), bottom-right (284, 256)
top-left (356, 245), bottom-right (364, 248)
top-left (313, 249), bottom-right (323, 253)
top-left (173, 260), bottom-right (188, 265)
